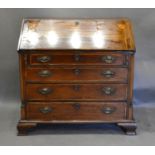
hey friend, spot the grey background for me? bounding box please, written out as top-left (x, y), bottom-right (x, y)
top-left (0, 8), bottom-right (155, 145)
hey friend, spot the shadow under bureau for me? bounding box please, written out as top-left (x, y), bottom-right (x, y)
top-left (17, 18), bottom-right (136, 135)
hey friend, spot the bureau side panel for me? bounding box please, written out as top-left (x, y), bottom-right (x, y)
top-left (19, 53), bottom-right (27, 119)
top-left (127, 54), bottom-right (135, 120)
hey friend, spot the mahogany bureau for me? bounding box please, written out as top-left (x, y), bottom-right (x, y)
top-left (17, 18), bottom-right (136, 135)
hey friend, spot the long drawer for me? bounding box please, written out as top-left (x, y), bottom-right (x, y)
top-left (25, 67), bottom-right (128, 83)
top-left (26, 102), bottom-right (126, 121)
top-left (25, 84), bottom-right (127, 101)
top-left (28, 52), bottom-right (126, 66)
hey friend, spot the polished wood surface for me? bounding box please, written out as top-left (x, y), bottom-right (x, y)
top-left (28, 51), bottom-right (126, 66)
top-left (17, 18), bottom-right (136, 135)
top-left (18, 19), bottom-right (135, 51)
top-left (26, 102), bottom-right (126, 121)
top-left (25, 84), bottom-right (127, 101)
top-left (25, 67), bottom-right (128, 83)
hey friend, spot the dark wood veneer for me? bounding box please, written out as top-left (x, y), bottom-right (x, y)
top-left (26, 67), bottom-right (128, 83)
top-left (25, 83), bottom-right (127, 101)
top-left (26, 102), bottom-right (126, 121)
top-left (17, 19), bottom-right (136, 135)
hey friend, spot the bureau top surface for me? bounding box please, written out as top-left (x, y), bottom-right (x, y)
top-left (18, 19), bottom-right (135, 51)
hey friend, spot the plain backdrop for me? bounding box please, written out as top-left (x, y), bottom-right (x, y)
top-left (0, 8), bottom-right (155, 145)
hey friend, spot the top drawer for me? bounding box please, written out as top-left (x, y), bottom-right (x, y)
top-left (28, 52), bottom-right (127, 66)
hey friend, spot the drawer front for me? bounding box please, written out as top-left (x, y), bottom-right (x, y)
top-left (26, 102), bottom-right (126, 121)
top-left (26, 84), bottom-right (127, 101)
top-left (28, 52), bottom-right (125, 66)
top-left (26, 67), bottom-right (128, 83)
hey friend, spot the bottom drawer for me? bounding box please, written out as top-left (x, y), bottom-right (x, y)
top-left (26, 102), bottom-right (126, 121)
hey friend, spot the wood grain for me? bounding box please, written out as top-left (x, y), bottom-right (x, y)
top-left (18, 19), bottom-right (135, 51)
top-left (25, 83), bottom-right (128, 101)
top-left (28, 51), bottom-right (126, 66)
top-left (25, 67), bottom-right (128, 83)
top-left (26, 102), bottom-right (126, 121)
top-left (17, 18), bottom-right (136, 135)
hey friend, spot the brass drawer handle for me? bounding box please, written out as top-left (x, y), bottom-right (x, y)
top-left (102, 87), bottom-right (116, 95)
top-left (72, 103), bottom-right (81, 110)
top-left (101, 70), bottom-right (115, 78)
top-left (74, 69), bottom-right (80, 75)
top-left (38, 70), bottom-right (52, 77)
top-left (40, 106), bottom-right (53, 114)
top-left (38, 87), bottom-right (52, 95)
top-left (101, 107), bottom-right (116, 114)
top-left (37, 56), bottom-right (51, 63)
top-left (102, 55), bottom-right (116, 63)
